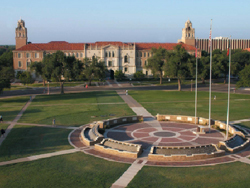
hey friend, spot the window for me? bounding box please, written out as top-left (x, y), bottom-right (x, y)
top-left (146, 71), bottom-right (148, 76)
top-left (109, 52), bottom-right (111, 57)
top-left (144, 52), bottom-right (146, 57)
top-left (35, 53), bottom-right (39, 58)
top-left (140, 60), bottom-right (142, 66)
top-left (188, 33), bottom-right (190, 37)
top-left (26, 53), bottom-right (30, 58)
top-left (80, 53), bottom-right (83, 58)
top-left (124, 55), bottom-right (128, 63)
top-left (105, 52), bottom-right (108, 57)
top-left (26, 61), bottom-right (30, 68)
top-left (68, 53), bottom-right (71, 56)
top-left (137, 52), bottom-right (139, 57)
top-left (125, 67), bottom-right (127, 72)
top-left (145, 60), bottom-right (147, 66)
top-left (18, 61), bottom-right (22, 68)
top-left (112, 51), bottom-right (114, 57)
top-left (148, 52), bottom-right (150, 57)
top-left (19, 33), bottom-right (21, 37)
top-left (76, 53), bottom-right (79, 58)
top-left (92, 56), bottom-right (95, 59)
top-left (140, 52), bottom-right (142, 57)
top-left (18, 53), bottom-right (21, 58)
top-left (108, 61), bottom-right (112, 67)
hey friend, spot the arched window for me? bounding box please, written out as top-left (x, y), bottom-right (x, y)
top-left (112, 51), bottom-right (114, 57)
top-left (124, 55), bottom-right (128, 63)
top-left (26, 61), bottom-right (30, 69)
top-left (76, 53), bottom-right (79, 57)
top-left (18, 53), bottom-right (21, 58)
top-left (109, 52), bottom-right (111, 57)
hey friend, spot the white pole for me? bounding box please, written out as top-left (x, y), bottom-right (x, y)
top-left (226, 37), bottom-right (231, 139)
top-left (195, 38), bottom-right (198, 124)
top-left (209, 20), bottom-right (213, 132)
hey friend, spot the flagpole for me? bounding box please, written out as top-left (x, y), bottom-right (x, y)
top-left (209, 19), bottom-right (213, 132)
top-left (226, 36), bottom-right (231, 139)
top-left (195, 38), bottom-right (198, 124)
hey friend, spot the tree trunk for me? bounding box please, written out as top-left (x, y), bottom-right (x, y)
top-left (60, 82), bottom-right (64, 94)
top-left (159, 71), bottom-right (163, 85)
top-left (88, 76), bottom-right (92, 86)
top-left (178, 79), bottom-right (182, 91)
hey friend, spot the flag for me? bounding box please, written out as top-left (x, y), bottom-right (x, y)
top-left (209, 28), bottom-right (212, 47)
top-left (227, 40), bottom-right (230, 56)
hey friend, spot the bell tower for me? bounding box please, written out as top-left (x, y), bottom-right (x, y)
top-left (178, 19), bottom-right (195, 46)
top-left (15, 19), bottom-right (27, 49)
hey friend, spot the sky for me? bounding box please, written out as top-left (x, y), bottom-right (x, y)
top-left (1, 0), bottom-right (250, 45)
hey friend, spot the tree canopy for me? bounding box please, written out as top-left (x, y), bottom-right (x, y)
top-left (0, 50), bottom-right (14, 92)
top-left (83, 57), bottom-right (106, 85)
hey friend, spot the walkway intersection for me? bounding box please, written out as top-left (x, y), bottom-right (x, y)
top-left (0, 90), bottom-right (250, 188)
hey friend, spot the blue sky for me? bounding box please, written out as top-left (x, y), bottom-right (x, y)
top-left (1, 0), bottom-right (250, 45)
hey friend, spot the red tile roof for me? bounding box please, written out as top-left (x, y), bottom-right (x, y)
top-left (16, 41), bottom-right (85, 51)
top-left (15, 41), bottom-right (196, 51)
top-left (244, 48), bottom-right (250, 52)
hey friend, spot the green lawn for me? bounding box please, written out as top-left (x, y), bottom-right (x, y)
top-left (127, 162), bottom-right (250, 188)
top-left (129, 90), bottom-right (250, 121)
top-left (0, 152), bottom-right (129, 188)
top-left (0, 124), bottom-right (72, 162)
top-left (0, 96), bottom-right (29, 121)
top-left (0, 124), bottom-right (9, 130)
top-left (19, 91), bottom-right (135, 126)
top-left (4, 82), bottom-right (83, 91)
top-left (238, 121), bottom-right (250, 129)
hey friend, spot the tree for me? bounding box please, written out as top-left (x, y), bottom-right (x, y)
top-left (147, 47), bottom-right (167, 84)
top-left (30, 61), bottom-right (46, 86)
top-left (16, 71), bottom-right (34, 85)
top-left (165, 45), bottom-right (190, 91)
top-left (31, 51), bottom-right (84, 94)
top-left (114, 70), bottom-right (126, 81)
top-left (237, 65), bottom-right (250, 87)
top-left (133, 71), bottom-right (145, 80)
top-left (0, 50), bottom-right (14, 92)
top-left (83, 57), bottom-right (106, 85)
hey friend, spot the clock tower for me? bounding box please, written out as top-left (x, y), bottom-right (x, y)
top-left (15, 19), bottom-right (27, 50)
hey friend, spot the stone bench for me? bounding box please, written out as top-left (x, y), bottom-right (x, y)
top-left (81, 124), bottom-right (104, 146)
top-left (219, 135), bottom-right (250, 153)
top-left (148, 144), bottom-right (225, 161)
top-left (95, 138), bottom-right (142, 159)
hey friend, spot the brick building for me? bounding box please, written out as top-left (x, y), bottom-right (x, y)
top-left (13, 19), bottom-right (198, 78)
top-left (178, 20), bottom-right (250, 53)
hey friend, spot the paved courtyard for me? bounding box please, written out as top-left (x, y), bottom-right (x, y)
top-left (105, 121), bottom-right (224, 149)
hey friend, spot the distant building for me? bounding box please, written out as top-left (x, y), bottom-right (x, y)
top-left (179, 20), bottom-right (250, 53)
top-left (12, 19), bottom-right (198, 78)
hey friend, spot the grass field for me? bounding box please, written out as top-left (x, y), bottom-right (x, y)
top-left (19, 91), bottom-right (135, 126)
top-left (0, 152), bottom-right (130, 188)
top-left (0, 124), bottom-right (9, 130)
top-left (127, 162), bottom-right (250, 188)
top-left (4, 82), bottom-right (84, 91)
top-left (0, 124), bottom-right (72, 162)
top-left (0, 96), bottom-right (29, 121)
top-left (238, 121), bottom-right (250, 128)
top-left (129, 90), bottom-right (250, 121)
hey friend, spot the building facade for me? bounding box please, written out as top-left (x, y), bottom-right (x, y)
top-left (13, 19), bottom-right (198, 77)
top-left (179, 20), bottom-right (250, 53)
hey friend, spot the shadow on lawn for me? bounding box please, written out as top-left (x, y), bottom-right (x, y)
top-left (0, 125), bottom-right (72, 161)
top-left (32, 91), bottom-right (119, 103)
